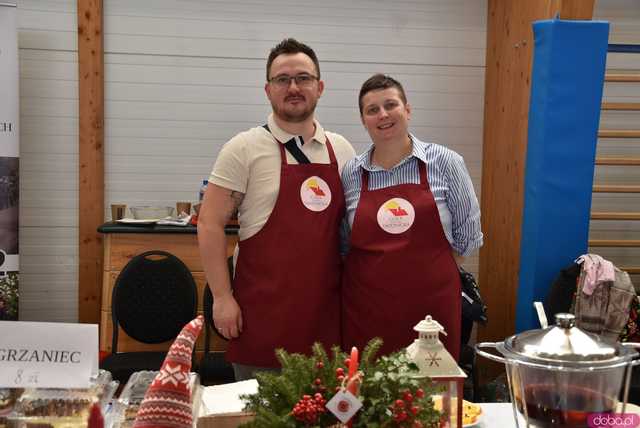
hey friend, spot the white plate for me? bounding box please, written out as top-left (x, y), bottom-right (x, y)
top-left (618, 402), bottom-right (640, 414)
top-left (116, 218), bottom-right (160, 224)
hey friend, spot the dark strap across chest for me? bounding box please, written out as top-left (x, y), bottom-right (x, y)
top-left (263, 124), bottom-right (310, 164)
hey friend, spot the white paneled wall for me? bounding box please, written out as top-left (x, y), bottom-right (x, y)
top-left (593, 0), bottom-right (640, 287)
top-left (102, 0), bottom-right (487, 208)
top-left (18, 0), bottom-right (78, 321)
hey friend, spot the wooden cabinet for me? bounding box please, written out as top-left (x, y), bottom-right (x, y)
top-left (98, 224), bottom-right (238, 355)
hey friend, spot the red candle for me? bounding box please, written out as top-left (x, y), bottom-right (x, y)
top-left (346, 347), bottom-right (360, 427)
top-left (347, 347), bottom-right (359, 381)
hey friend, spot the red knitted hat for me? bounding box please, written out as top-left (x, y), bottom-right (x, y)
top-left (133, 315), bottom-right (204, 428)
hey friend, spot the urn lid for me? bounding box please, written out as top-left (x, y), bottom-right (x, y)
top-left (506, 313), bottom-right (617, 363)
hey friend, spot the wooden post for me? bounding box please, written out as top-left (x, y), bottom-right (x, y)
top-left (477, 0), bottom-right (594, 378)
top-left (77, 0), bottom-right (104, 324)
top-left (558, 0), bottom-right (596, 20)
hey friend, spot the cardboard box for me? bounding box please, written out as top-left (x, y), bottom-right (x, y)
top-left (197, 411), bottom-right (255, 428)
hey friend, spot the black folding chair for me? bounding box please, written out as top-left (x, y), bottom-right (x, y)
top-left (100, 250), bottom-right (197, 383)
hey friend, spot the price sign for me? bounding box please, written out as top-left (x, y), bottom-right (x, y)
top-left (0, 321), bottom-right (98, 388)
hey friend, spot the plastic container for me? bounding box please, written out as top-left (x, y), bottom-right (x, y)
top-left (129, 206), bottom-right (174, 220)
top-left (114, 371), bottom-right (157, 428)
top-left (6, 370), bottom-right (118, 427)
top-left (199, 180), bottom-right (208, 202)
top-left (0, 388), bottom-right (19, 425)
top-left (111, 371), bottom-right (200, 428)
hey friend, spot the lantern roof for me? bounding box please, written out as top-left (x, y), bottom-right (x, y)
top-left (413, 315), bottom-right (447, 336)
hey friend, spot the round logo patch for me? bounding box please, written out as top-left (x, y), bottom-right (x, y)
top-left (300, 176), bottom-right (332, 212)
top-left (376, 198), bottom-right (415, 234)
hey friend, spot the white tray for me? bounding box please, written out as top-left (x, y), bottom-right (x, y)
top-left (116, 218), bottom-right (160, 224)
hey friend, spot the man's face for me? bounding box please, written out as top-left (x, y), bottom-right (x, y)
top-left (265, 53), bottom-right (324, 123)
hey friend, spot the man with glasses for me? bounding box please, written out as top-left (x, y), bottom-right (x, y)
top-left (198, 38), bottom-right (355, 380)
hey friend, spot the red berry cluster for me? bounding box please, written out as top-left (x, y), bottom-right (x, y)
top-left (390, 388), bottom-right (426, 426)
top-left (332, 358), bottom-right (350, 392)
top-left (312, 361), bottom-right (328, 394)
top-left (292, 393), bottom-right (327, 424)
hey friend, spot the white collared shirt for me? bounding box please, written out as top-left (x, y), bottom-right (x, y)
top-left (210, 113), bottom-right (355, 241)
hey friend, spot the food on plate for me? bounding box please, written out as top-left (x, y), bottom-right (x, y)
top-left (433, 396), bottom-right (483, 426)
top-left (462, 400), bottom-right (482, 425)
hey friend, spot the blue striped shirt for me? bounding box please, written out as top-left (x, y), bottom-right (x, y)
top-left (340, 134), bottom-right (483, 257)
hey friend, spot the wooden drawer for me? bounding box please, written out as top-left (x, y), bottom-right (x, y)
top-left (104, 233), bottom-right (204, 272)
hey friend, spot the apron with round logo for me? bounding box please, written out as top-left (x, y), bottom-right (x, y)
top-left (342, 160), bottom-right (461, 360)
top-left (226, 137), bottom-right (344, 367)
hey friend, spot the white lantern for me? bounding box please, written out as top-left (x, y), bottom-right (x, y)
top-left (406, 315), bottom-right (467, 428)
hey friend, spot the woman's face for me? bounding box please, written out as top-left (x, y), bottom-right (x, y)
top-left (360, 87), bottom-right (411, 144)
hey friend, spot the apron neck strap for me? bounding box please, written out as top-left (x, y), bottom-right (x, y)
top-left (264, 123), bottom-right (335, 165)
top-left (418, 160), bottom-right (427, 185)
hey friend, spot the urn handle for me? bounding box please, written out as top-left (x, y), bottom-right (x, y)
top-left (475, 342), bottom-right (507, 364)
top-left (621, 342), bottom-right (640, 366)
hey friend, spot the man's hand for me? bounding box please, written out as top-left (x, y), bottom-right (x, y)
top-left (213, 291), bottom-right (243, 339)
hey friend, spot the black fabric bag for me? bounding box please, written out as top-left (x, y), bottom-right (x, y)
top-left (543, 262), bottom-right (580, 320)
top-left (460, 267), bottom-right (487, 346)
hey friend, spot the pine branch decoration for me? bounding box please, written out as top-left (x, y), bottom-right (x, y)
top-left (240, 339), bottom-right (442, 428)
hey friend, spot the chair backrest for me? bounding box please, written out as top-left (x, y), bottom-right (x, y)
top-left (203, 256), bottom-right (233, 352)
top-left (111, 250), bottom-right (197, 352)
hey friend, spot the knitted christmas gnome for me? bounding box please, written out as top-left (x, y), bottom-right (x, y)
top-left (133, 315), bottom-right (204, 428)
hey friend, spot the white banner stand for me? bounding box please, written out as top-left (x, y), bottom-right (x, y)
top-left (0, 3), bottom-right (19, 320)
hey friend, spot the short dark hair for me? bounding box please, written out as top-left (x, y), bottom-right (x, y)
top-left (266, 38), bottom-right (320, 81)
top-left (358, 74), bottom-right (408, 115)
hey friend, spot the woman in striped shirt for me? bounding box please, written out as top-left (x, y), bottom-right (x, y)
top-left (341, 74), bottom-right (483, 360)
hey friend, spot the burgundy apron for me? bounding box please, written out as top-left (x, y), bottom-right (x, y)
top-left (342, 160), bottom-right (461, 360)
top-left (226, 137), bottom-right (344, 367)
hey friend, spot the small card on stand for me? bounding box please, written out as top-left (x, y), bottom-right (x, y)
top-left (326, 389), bottom-right (363, 423)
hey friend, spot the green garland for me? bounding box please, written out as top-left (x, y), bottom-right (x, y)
top-left (240, 339), bottom-right (442, 428)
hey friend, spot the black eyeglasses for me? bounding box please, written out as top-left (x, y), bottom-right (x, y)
top-left (268, 74), bottom-right (319, 88)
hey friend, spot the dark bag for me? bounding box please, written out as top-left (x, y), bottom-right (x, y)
top-left (460, 267), bottom-right (488, 324)
top-left (460, 267), bottom-right (487, 346)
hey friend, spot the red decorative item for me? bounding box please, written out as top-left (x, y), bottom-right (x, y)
top-left (87, 403), bottom-right (104, 428)
top-left (291, 393), bottom-right (327, 424)
top-left (345, 347), bottom-right (360, 427)
top-left (346, 347), bottom-right (359, 382)
top-left (133, 316), bottom-right (204, 428)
